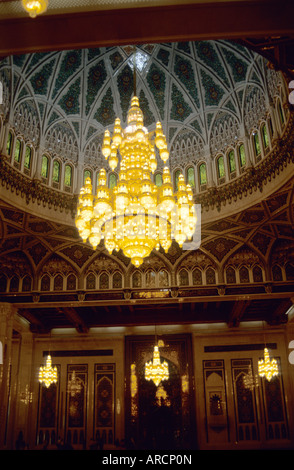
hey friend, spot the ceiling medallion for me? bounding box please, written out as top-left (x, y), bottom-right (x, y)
top-left (22, 0), bottom-right (48, 18)
top-left (75, 95), bottom-right (197, 267)
top-left (38, 354), bottom-right (58, 388)
top-left (145, 344), bottom-right (169, 387)
top-left (258, 348), bottom-right (279, 381)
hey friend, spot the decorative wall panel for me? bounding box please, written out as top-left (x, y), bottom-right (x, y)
top-left (94, 364), bottom-right (115, 445)
top-left (65, 364), bottom-right (88, 447)
top-left (203, 360), bottom-right (229, 444)
top-left (231, 359), bottom-right (259, 442)
top-left (36, 365), bottom-right (60, 446)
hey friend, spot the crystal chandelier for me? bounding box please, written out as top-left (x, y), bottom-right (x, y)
top-left (258, 348), bottom-right (279, 381)
top-left (75, 95), bottom-right (197, 267)
top-left (38, 354), bottom-right (58, 388)
top-left (145, 345), bottom-right (169, 387)
top-left (22, 0), bottom-right (48, 18)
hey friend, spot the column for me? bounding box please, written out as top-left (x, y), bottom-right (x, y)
top-left (0, 303), bottom-right (15, 449)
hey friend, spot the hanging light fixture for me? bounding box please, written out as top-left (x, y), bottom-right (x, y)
top-left (145, 344), bottom-right (169, 387)
top-left (258, 347), bottom-right (279, 381)
top-left (75, 94), bottom-right (197, 267)
top-left (38, 354), bottom-right (58, 388)
top-left (22, 0), bottom-right (48, 18)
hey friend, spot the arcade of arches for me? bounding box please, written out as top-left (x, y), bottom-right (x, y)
top-left (0, 1), bottom-right (294, 451)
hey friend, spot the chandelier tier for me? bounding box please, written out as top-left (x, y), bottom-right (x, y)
top-left (258, 348), bottom-right (279, 381)
top-left (145, 345), bottom-right (169, 387)
top-left (75, 96), bottom-right (197, 267)
top-left (22, 0), bottom-right (48, 18)
top-left (38, 355), bottom-right (58, 388)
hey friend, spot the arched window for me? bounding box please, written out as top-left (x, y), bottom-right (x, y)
top-left (22, 275), bottom-right (32, 292)
top-left (86, 272), bottom-right (96, 289)
top-left (178, 268), bottom-right (189, 286)
top-left (253, 265), bottom-right (263, 282)
top-left (217, 156), bottom-right (225, 180)
top-left (24, 146), bottom-right (32, 172)
top-left (41, 274), bottom-right (51, 291)
top-left (272, 265), bottom-right (283, 282)
top-left (109, 173), bottom-right (117, 189)
top-left (159, 269), bottom-right (169, 287)
top-left (239, 266), bottom-right (250, 283)
top-left (64, 164), bottom-right (73, 188)
top-left (99, 272), bottom-right (109, 289)
top-left (14, 138), bottom-right (22, 164)
top-left (253, 132), bottom-right (261, 157)
top-left (132, 270), bottom-right (142, 288)
top-left (52, 160), bottom-right (61, 184)
top-left (226, 266), bottom-right (236, 284)
top-left (113, 271), bottom-right (123, 288)
top-left (54, 274), bottom-right (63, 291)
top-left (155, 173), bottom-right (163, 187)
top-left (192, 268), bottom-right (202, 285)
top-left (84, 169), bottom-right (92, 184)
top-left (199, 163), bottom-right (207, 186)
top-left (285, 262), bottom-right (294, 280)
top-left (145, 270), bottom-right (156, 288)
top-left (187, 167), bottom-right (195, 188)
top-left (277, 100), bottom-right (285, 126)
top-left (6, 131), bottom-right (13, 155)
top-left (206, 267), bottom-right (216, 285)
top-left (41, 155), bottom-right (49, 179)
top-left (228, 150), bottom-right (236, 175)
top-left (9, 275), bottom-right (19, 292)
top-left (174, 170), bottom-right (181, 191)
top-left (0, 275), bottom-right (7, 292)
top-left (67, 273), bottom-right (76, 290)
top-left (238, 144), bottom-right (246, 169)
top-left (261, 124), bottom-right (269, 150)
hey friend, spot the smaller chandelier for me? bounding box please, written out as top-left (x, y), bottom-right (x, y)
top-left (38, 355), bottom-right (58, 388)
top-left (22, 0), bottom-right (48, 18)
top-left (145, 345), bottom-right (169, 387)
top-left (258, 348), bottom-right (279, 381)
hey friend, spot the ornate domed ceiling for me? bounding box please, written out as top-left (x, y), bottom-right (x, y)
top-left (0, 40), bottom-right (284, 176)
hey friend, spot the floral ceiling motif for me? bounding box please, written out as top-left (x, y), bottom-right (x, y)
top-left (0, 40), bottom-right (283, 169)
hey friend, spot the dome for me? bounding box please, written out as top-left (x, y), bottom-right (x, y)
top-left (0, 40), bottom-right (288, 201)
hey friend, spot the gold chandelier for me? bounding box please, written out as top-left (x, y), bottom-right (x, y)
top-left (22, 0), bottom-right (48, 18)
top-left (258, 348), bottom-right (279, 381)
top-left (145, 344), bottom-right (169, 387)
top-left (75, 95), bottom-right (197, 267)
top-left (38, 354), bottom-right (58, 388)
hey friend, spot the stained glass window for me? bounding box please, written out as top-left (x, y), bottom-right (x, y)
top-left (175, 170), bottom-right (181, 191)
top-left (22, 275), bottom-right (32, 292)
top-left (109, 173), bottom-right (117, 189)
top-left (86, 272), bottom-right (96, 290)
top-left (217, 156), bottom-right (225, 179)
top-left (84, 169), bottom-right (91, 183)
top-left (261, 124), bottom-right (269, 149)
top-left (206, 267), bottom-right (216, 284)
top-left (238, 144), bottom-right (246, 168)
top-left (253, 132), bottom-right (261, 156)
top-left (239, 266), bottom-right (249, 283)
top-left (155, 173), bottom-right (163, 187)
top-left (228, 150), bottom-right (236, 173)
top-left (99, 272), bottom-right (109, 289)
top-left (146, 270), bottom-right (156, 288)
top-left (54, 274), bottom-right (63, 291)
top-left (14, 139), bottom-right (21, 162)
top-left (24, 146), bottom-right (32, 169)
top-left (253, 265), bottom-right (263, 282)
top-left (64, 165), bottom-right (72, 187)
top-left (132, 270), bottom-right (142, 288)
top-left (52, 160), bottom-right (60, 183)
top-left (187, 167), bottom-right (195, 188)
top-left (272, 265), bottom-right (283, 282)
top-left (179, 269), bottom-right (189, 286)
top-left (41, 155), bottom-right (49, 178)
top-left (10, 276), bottom-right (19, 292)
top-left (226, 266), bottom-right (236, 284)
top-left (113, 271), bottom-right (123, 288)
top-left (67, 274), bottom-right (76, 290)
top-left (159, 269), bottom-right (168, 287)
top-left (6, 131), bottom-right (12, 155)
top-left (41, 274), bottom-right (50, 291)
top-left (199, 163), bottom-right (207, 185)
top-left (192, 268), bottom-right (202, 285)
